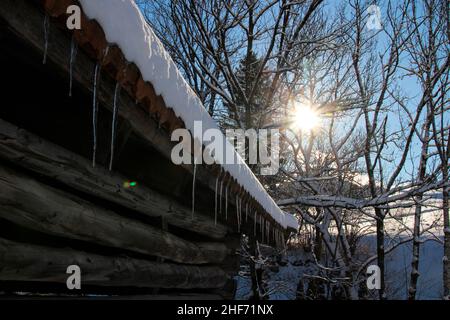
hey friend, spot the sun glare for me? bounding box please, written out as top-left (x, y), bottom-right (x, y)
top-left (292, 102), bottom-right (319, 132)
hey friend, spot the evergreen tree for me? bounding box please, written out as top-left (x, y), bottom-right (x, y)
top-left (226, 52), bottom-right (271, 130)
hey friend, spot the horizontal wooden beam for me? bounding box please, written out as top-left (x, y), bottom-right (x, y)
top-left (0, 118), bottom-right (227, 240)
top-left (1, 294), bottom-right (224, 300)
top-left (0, 238), bottom-right (228, 289)
top-left (0, 163), bottom-right (226, 265)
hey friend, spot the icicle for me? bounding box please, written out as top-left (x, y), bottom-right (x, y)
top-left (261, 218), bottom-right (265, 244)
top-left (219, 178), bottom-right (224, 216)
top-left (225, 184), bottom-right (228, 220)
top-left (191, 162), bottom-right (197, 219)
top-left (265, 221), bottom-right (268, 243)
top-left (275, 229), bottom-right (278, 247)
top-left (238, 195), bottom-right (242, 232)
top-left (278, 230), bottom-right (281, 248)
top-left (277, 229), bottom-right (281, 248)
top-left (260, 215), bottom-right (263, 234)
top-left (103, 46), bottom-right (110, 59)
top-left (265, 221), bottom-right (267, 243)
top-left (43, 14), bottom-right (50, 64)
top-left (277, 230), bottom-right (280, 247)
top-left (269, 223), bottom-right (271, 243)
top-left (109, 82), bottom-right (121, 171)
top-left (254, 211), bottom-right (257, 236)
top-left (245, 202), bottom-right (249, 222)
top-left (69, 36), bottom-right (77, 97)
top-left (92, 63), bottom-right (100, 168)
top-left (274, 228), bottom-right (277, 246)
top-left (238, 197), bottom-right (242, 232)
top-left (235, 197), bottom-right (239, 231)
top-left (214, 172), bottom-right (220, 226)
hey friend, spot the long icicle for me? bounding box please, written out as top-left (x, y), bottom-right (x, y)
top-left (191, 162), bottom-right (197, 219)
top-left (254, 211), bottom-right (257, 236)
top-left (275, 229), bottom-right (278, 247)
top-left (69, 35), bottom-right (78, 97)
top-left (214, 171), bottom-right (221, 226)
top-left (238, 194), bottom-right (242, 232)
top-left (245, 202), bottom-right (249, 222)
top-left (236, 195), bottom-right (240, 229)
top-left (235, 197), bottom-right (240, 232)
top-left (43, 14), bottom-right (49, 64)
top-left (92, 63), bottom-right (100, 168)
top-left (265, 221), bottom-right (269, 242)
top-left (225, 183), bottom-right (228, 220)
top-left (265, 221), bottom-right (267, 243)
top-left (265, 220), bottom-right (268, 244)
top-left (261, 217), bottom-right (264, 244)
top-left (274, 226), bottom-right (276, 246)
top-left (260, 215), bottom-right (263, 234)
top-left (219, 177), bottom-right (224, 216)
top-left (264, 219), bottom-right (267, 244)
top-left (109, 82), bottom-right (121, 171)
top-left (238, 196), bottom-right (241, 232)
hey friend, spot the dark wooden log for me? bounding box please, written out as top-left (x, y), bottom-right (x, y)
top-left (0, 163), bottom-right (225, 265)
top-left (0, 238), bottom-right (227, 289)
top-left (2, 293), bottom-right (223, 300)
top-left (215, 233), bottom-right (241, 299)
top-left (0, 118), bottom-right (227, 240)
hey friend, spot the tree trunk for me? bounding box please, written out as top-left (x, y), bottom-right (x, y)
top-left (408, 195), bottom-right (423, 300)
top-left (408, 113), bottom-right (432, 300)
top-left (443, 170), bottom-right (450, 299)
top-left (375, 212), bottom-right (386, 300)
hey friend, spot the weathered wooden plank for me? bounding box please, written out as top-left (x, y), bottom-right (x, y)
top-left (0, 163), bottom-right (225, 265)
top-left (0, 118), bottom-right (227, 240)
top-left (0, 238), bottom-right (228, 289)
top-left (1, 293), bottom-right (223, 300)
top-left (217, 234), bottom-right (241, 299)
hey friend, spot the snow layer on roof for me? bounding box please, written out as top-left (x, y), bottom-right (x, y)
top-left (78, 0), bottom-right (298, 230)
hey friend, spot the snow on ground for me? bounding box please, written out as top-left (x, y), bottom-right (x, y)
top-left (78, 0), bottom-right (297, 230)
top-left (236, 237), bottom-right (443, 300)
top-left (235, 248), bottom-right (311, 300)
top-left (384, 238), bottom-right (443, 299)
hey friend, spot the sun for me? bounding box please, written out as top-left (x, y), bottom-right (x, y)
top-left (292, 102), bottom-right (319, 132)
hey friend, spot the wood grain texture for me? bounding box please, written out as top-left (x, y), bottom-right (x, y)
top-left (0, 163), bottom-right (226, 264)
top-left (0, 118), bottom-right (227, 240)
top-left (0, 238), bottom-right (228, 289)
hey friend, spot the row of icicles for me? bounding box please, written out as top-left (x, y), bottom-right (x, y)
top-left (43, 16), bottom-right (120, 172)
top-left (43, 15), bottom-right (285, 248)
top-left (212, 169), bottom-right (286, 247)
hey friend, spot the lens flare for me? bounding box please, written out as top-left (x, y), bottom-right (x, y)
top-left (123, 181), bottom-right (138, 188)
top-left (293, 102), bottom-right (319, 132)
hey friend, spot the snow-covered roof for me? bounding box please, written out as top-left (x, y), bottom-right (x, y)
top-left (78, 0), bottom-right (298, 230)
